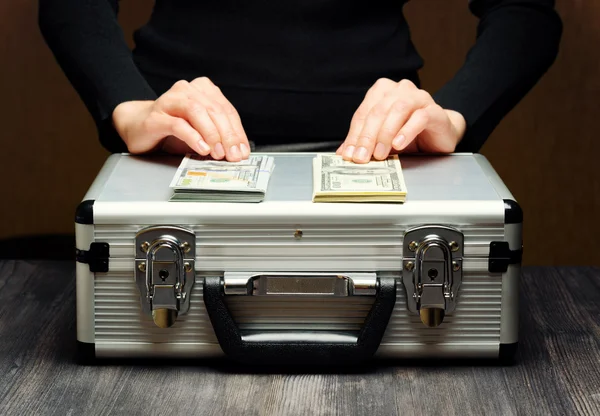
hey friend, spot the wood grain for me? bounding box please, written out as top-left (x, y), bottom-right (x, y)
top-left (0, 261), bottom-right (598, 415)
top-left (0, 1), bottom-right (599, 265)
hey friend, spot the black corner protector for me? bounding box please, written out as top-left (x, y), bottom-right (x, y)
top-left (75, 200), bottom-right (95, 225)
top-left (76, 242), bottom-right (110, 273)
top-left (76, 341), bottom-right (96, 365)
top-left (499, 342), bottom-right (518, 364)
top-left (503, 199), bottom-right (523, 224)
top-left (489, 241), bottom-right (522, 273)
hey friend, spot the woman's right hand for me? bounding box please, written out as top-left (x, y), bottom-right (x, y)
top-left (112, 77), bottom-right (250, 161)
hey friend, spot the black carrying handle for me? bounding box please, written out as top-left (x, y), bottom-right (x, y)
top-left (203, 275), bottom-right (397, 365)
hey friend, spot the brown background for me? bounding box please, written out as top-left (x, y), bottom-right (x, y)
top-left (1, 1), bottom-right (598, 265)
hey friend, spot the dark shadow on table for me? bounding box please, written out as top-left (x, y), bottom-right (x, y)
top-left (65, 353), bottom-right (520, 375)
top-left (0, 234), bottom-right (75, 260)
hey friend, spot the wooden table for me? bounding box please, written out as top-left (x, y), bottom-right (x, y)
top-left (0, 261), bottom-right (599, 415)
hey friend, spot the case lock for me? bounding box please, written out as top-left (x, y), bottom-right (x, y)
top-left (402, 225), bottom-right (464, 327)
top-left (135, 226), bottom-right (196, 328)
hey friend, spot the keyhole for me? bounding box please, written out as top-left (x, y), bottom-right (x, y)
top-left (159, 269), bottom-right (169, 281)
top-left (428, 268), bottom-right (438, 281)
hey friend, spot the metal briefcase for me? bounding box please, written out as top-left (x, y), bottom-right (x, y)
top-left (75, 152), bottom-right (522, 365)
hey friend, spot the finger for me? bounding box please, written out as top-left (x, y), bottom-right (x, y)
top-left (205, 102), bottom-right (242, 162)
top-left (391, 108), bottom-right (430, 152)
top-left (209, 98), bottom-right (248, 160)
top-left (370, 85), bottom-right (433, 160)
top-left (191, 77), bottom-right (250, 159)
top-left (158, 95), bottom-right (227, 160)
top-left (200, 85), bottom-right (251, 159)
top-left (405, 105), bottom-right (458, 153)
top-left (222, 108), bottom-right (249, 159)
top-left (147, 111), bottom-right (210, 155)
top-left (353, 94), bottom-right (419, 163)
top-left (188, 87), bottom-right (242, 162)
top-left (161, 91), bottom-right (231, 160)
top-left (160, 135), bottom-right (197, 155)
top-left (189, 76), bottom-right (215, 90)
top-left (369, 98), bottom-right (419, 160)
top-left (170, 116), bottom-right (212, 156)
top-left (342, 78), bottom-right (396, 160)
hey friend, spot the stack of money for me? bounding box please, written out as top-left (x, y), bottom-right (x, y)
top-left (169, 154), bottom-right (275, 202)
top-left (312, 154), bottom-right (408, 203)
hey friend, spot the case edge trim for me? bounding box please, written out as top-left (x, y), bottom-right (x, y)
top-left (76, 242), bottom-right (110, 273)
top-left (488, 242), bottom-right (522, 273)
top-left (75, 199), bottom-right (95, 225)
top-left (76, 341), bottom-right (96, 365)
top-left (503, 199), bottom-right (523, 224)
top-left (499, 342), bottom-right (518, 364)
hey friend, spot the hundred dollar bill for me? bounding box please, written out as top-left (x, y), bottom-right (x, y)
top-left (169, 154), bottom-right (275, 202)
top-left (312, 154), bottom-right (407, 203)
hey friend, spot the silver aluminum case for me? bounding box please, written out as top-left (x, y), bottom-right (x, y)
top-left (75, 152), bottom-right (522, 361)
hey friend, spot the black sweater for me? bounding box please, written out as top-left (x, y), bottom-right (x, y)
top-left (38, 0), bottom-right (562, 153)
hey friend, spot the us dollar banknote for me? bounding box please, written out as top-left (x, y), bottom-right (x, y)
top-left (169, 154), bottom-right (275, 202)
top-left (312, 154), bottom-right (407, 202)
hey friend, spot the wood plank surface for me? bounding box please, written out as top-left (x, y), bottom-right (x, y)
top-left (0, 262), bottom-right (599, 415)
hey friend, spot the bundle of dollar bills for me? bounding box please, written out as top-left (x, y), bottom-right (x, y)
top-left (169, 154), bottom-right (275, 202)
top-left (312, 154), bottom-right (407, 203)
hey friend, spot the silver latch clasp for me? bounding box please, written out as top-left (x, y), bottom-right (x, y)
top-left (402, 225), bottom-right (464, 327)
top-left (135, 226), bottom-right (195, 328)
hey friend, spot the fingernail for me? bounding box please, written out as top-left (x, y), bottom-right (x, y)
top-left (373, 142), bottom-right (388, 160)
top-left (214, 143), bottom-right (225, 159)
top-left (392, 134), bottom-right (406, 149)
top-left (239, 143), bottom-right (249, 158)
top-left (197, 140), bottom-right (211, 154)
top-left (343, 145), bottom-right (355, 159)
top-left (229, 145), bottom-right (241, 160)
top-left (355, 147), bottom-right (369, 162)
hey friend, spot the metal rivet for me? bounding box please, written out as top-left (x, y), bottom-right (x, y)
top-left (138, 262), bottom-right (146, 272)
top-left (294, 229), bottom-right (303, 239)
top-left (405, 261), bottom-right (414, 271)
top-left (452, 261), bottom-right (460, 272)
top-left (450, 241), bottom-right (459, 252)
top-left (140, 241), bottom-right (149, 253)
top-left (181, 242), bottom-right (191, 253)
top-left (184, 262), bottom-right (192, 273)
top-left (408, 241), bottom-right (418, 252)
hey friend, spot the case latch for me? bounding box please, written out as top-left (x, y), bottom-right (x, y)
top-left (402, 225), bottom-right (464, 327)
top-left (135, 226), bottom-right (195, 328)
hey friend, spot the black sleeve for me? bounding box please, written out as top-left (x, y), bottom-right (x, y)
top-left (38, 0), bottom-right (158, 153)
top-left (431, 0), bottom-right (563, 152)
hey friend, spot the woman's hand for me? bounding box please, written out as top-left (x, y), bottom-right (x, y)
top-left (337, 78), bottom-right (466, 163)
top-left (112, 77), bottom-right (250, 162)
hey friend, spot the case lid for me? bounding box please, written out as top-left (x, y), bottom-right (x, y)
top-left (92, 152), bottom-right (506, 225)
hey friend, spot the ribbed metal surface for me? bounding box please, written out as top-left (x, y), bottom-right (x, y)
top-left (93, 224), bottom-right (503, 352)
top-left (224, 272), bottom-right (501, 343)
top-left (381, 272), bottom-right (501, 345)
top-left (94, 224), bottom-right (503, 272)
top-left (94, 273), bottom-right (217, 344)
top-left (94, 273), bottom-right (500, 349)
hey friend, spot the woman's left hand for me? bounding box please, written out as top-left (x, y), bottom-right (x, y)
top-left (337, 78), bottom-right (467, 163)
